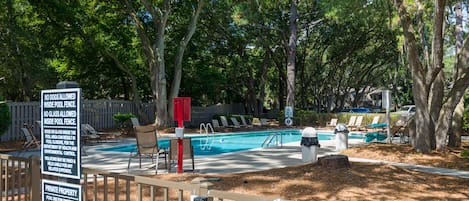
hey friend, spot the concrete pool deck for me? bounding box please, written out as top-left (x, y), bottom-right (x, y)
top-left (8, 136), bottom-right (363, 175)
top-left (8, 136), bottom-right (469, 178)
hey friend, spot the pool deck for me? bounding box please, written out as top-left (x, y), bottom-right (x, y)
top-left (7, 134), bottom-right (469, 178)
top-left (8, 135), bottom-right (362, 175)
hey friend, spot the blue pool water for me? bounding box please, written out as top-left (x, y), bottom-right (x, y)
top-left (97, 129), bottom-right (364, 156)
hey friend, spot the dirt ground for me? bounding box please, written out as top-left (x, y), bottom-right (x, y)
top-left (149, 141), bottom-right (469, 201)
top-left (2, 128), bottom-right (469, 200)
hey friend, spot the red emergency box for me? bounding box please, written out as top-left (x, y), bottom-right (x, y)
top-left (173, 97), bottom-right (191, 126)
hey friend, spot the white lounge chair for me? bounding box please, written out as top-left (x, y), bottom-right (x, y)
top-left (212, 119), bottom-right (222, 128)
top-left (240, 116), bottom-right (253, 127)
top-left (130, 117), bottom-right (140, 127)
top-left (326, 118), bottom-right (338, 127)
top-left (82, 124), bottom-right (120, 142)
top-left (370, 116), bottom-right (380, 125)
top-left (220, 116), bottom-right (235, 128)
top-left (350, 116), bottom-right (363, 130)
top-left (230, 117), bottom-right (241, 128)
top-left (260, 118), bottom-right (270, 126)
top-left (346, 116), bottom-right (357, 128)
top-left (20, 127), bottom-right (40, 150)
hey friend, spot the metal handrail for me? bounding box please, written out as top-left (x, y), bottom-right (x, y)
top-left (261, 132), bottom-right (283, 147)
top-left (199, 123), bottom-right (215, 150)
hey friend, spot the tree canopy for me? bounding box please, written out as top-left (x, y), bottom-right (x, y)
top-left (7, 0), bottom-right (469, 152)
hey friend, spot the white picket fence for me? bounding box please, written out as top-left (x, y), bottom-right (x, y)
top-left (3, 100), bottom-right (155, 142)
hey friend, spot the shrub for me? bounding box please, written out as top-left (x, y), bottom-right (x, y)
top-left (461, 150), bottom-right (469, 159)
top-left (277, 109), bottom-right (401, 127)
top-left (278, 109), bottom-right (320, 126)
top-left (0, 96), bottom-right (11, 136)
top-left (113, 112), bottom-right (135, 135)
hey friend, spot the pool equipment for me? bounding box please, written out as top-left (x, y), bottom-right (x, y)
top-left (334, 124), bottom-right (349, 151)
top-left (199, 123), bottom-right (214, 150)
top-left (301, 127), bottom-right (320, 163)
top-left (284, 106), bottom-right (294, 126)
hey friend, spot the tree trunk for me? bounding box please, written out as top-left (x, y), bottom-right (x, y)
top-left (168, 0), bottom-right (204, 120)
top-left (449, 2), bottom-right (464, 148)
top-left (129, 0), bottom-right (171, 127)
top-left (107, 52), bottom-right (149, 124)
top-left (449, 99), bottom-right (463, 147)
top-left (256, 48), bottom-right (270, 115)
top-left (275, 54), bottom-right (286, 111)
top-left (286, 0), bottom-right (298, 110)
top-left (394, 0), bottom-right (434, 153)
top-left (318, 155), bottom-right (350, 169)
top-left (435, 35), bottom-right (469, 150)
top-left (430, 71), bottom-right (444, 149)
top-left (394, 0), bottom-right (465, 153)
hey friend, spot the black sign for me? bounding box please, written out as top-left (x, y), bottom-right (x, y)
top-left (41, 88), bottom-right (81, 179)
top-left (43, 179), bottom-right (81, 201)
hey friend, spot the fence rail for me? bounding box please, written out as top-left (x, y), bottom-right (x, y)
top-left (4, 100), bottom-right (244, 142)
top-left (0, 154), bottom-right (285, 201)
top-left (4, 100), bottom-right (155, 142)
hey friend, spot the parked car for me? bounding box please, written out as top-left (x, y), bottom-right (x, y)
top-left (393, 105), bottom-right (416, 117)
top-left (341, 108), bottom-right (372, 113)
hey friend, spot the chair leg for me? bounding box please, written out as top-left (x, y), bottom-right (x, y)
top-left (192, 157), bottom-right (195, 172)
top-left (164, 154), bottom-right (167, 169)
top-left (167, 158), bottom-right (172, 173)
top-left (139, 155), bottom-right (142, 168)
top-left (127, 152), bottom-right (133, 172)
top-left (155, 154), bottom-right (159, 174)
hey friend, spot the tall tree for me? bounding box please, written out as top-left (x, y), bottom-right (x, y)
top-left (0, 0), bottom-right (58, 101)
top-left (168, 0), bottom-right (205, 120)
top-left (394, 0), bottom-right (469, 152)
top-left (286, 0), bottom-right (298, 112)
top-left (449, 2), bottom-right (463, 148)
top-left (299, 0), bottom-right (399, 112)
top-left (125, 0), bottom-right (204, 127)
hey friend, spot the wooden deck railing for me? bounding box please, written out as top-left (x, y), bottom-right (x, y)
top-left (0, 153), bottom-right (286, 201)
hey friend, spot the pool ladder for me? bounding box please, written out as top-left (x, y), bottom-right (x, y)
top-left (199, 123), bottom-right (215, 150)
top-left (261, 132), bottom-right (283, 147)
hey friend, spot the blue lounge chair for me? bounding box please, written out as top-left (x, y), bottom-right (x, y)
top-left (365, 131), bottom-right (388, 143)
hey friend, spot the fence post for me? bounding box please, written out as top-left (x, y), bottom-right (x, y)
top-left (191, 177), bottom-right (213, 201)
top-left (29, 156), bottom-right (41, 201)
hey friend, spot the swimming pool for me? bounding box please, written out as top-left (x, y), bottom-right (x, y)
top-left (97, 129), bottom-right (364, 156)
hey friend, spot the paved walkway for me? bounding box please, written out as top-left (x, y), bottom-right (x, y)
top-left (7, 137), bottom-right (469, 179)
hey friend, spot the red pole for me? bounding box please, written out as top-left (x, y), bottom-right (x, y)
top-left (177, 119), bottom-right (183, 174)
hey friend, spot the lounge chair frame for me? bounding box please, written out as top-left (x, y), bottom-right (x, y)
top-left (167, 138), bottom-right (195, 173)
top-left (21, 127), bottom-right (40, 150)
top-left (327, 118), bottom-right (338, 127)
top-left (230, 117), bottom-right (242, 128)
top-left (128, 125), bottom-right (167, 174)
top-left (239, 116), bottom-right (253, 127)
top-left (81, 124), bottom-right (119, 142)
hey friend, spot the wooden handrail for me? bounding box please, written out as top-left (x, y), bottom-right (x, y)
top-left (1, 153), bottom-right (287, 201)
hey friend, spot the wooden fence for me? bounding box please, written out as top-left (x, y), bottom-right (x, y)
top-left (3, 100), bottom-right (155, 142)
top-left (0, 154), bottom-right (284, 201)
top-left (3, 100), bottom-right (245, 142)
